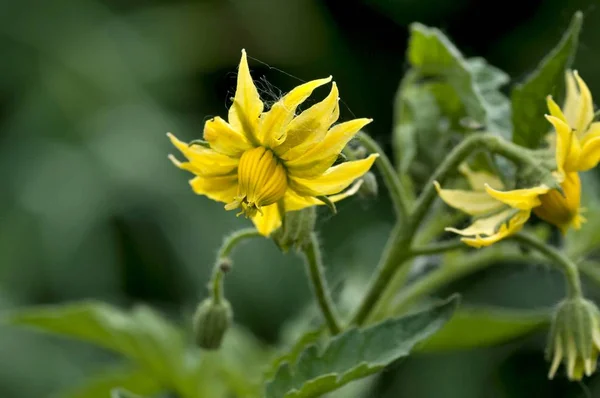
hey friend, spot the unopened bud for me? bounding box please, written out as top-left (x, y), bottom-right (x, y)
top-left (358, 172), bottom-right (378, 199)
top-left (547, 297), bottom-right (600, 380)
top-left (272, 207), bottom-right (316, 252)
top-left (192, 298), bottom-right (232, 350)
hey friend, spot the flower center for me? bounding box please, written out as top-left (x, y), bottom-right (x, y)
top-left (225, 146), bottom-right (288, 217)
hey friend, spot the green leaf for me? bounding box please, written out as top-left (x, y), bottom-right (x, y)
top-left (110, 388), bottom-right (146, 398)
top-left (62, 366), bottom-right (163, 398)
top-left (418, 306), bottom-right (550, 352)
top-left (264, 296), bottom-right (459, 398)
top-left (407, 23), bottom-right (511, 138)
top-left (511, 11), bottom-right (583, 148)
top-left (263, 328), bottom-right (325, 380)
top-left (8, 301), bottom-right (186, 386)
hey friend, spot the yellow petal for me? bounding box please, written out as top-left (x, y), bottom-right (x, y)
top-left (203, 116), bottom-right (252, 157)
top-left (251, 203), bottom-right (281, 236)
top-left (534, 172), bottom-right (584, 233)
top-left (563, 69), bottom-right (579, 130)
top-left (458, 163), bottom-right (504, 191)
top-left (449, 210), bottom-right (530, 248)
top-left (289, 154), bottom-right (378, 196)
top-left (572, 71), bottom-right (595, 136)
top-left (284, 180), bottom-right (363, 212)
top-left (189, 174), bottom-right (238, 204)
top-left (259, 77), bottom-right (332, 147)
top-left (484, 184), bottom-right (548, 210)
top-left (434, 181), bottom-right (505, 216)
top-left (546, 115), bottom-right (581, 173)
top-left (286, 118), bottom-right (373, 178)
top-left (577, 122), bottom-right (600, 171)
top-left (167, 133), bottom-right (238, 176)
top-left (228, 49), bottom-right (263, 143)
top-left (546, 95), bottom-right (567, 123)
top-left (275, 83), bottom-right (340, 159)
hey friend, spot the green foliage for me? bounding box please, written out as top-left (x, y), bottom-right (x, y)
top-left (264, 296), bottom-right (459, 398)
top-left (395, 23), bottom-right (511, 185)
top-left (419, 307), bottom-right (550, 352)
top-left (511, 12), bottom-right (583, 148)
top-left (9, 301), bottom-right (269, 398)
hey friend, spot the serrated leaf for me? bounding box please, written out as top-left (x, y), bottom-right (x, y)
top-left (264, 296), bottom-right (459, 398)
top-left (511, 11), bottom-right (583, 148)
top-left (62, 366), bottom-right (162, 398)
top-left (264, 328), bottom-right (325, 380)
top-left (418, 306), bottom-right (550, 352)
top-left (407, 23), bottom-right (511, 138)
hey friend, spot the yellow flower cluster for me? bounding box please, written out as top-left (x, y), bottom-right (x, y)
top-left (436, 71), bottom-right (598, 247)
top-left (168, 50), bottom-right (377, 236)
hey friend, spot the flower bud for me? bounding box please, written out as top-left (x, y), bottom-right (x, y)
top-left (546, 297), bottom-right (600, 380)
top-left (358, 172), bottom-right (378, 199)
top-left (272, 207), bottom-right (316, 252)
top-left (192, 298), bottom-right (233, 350)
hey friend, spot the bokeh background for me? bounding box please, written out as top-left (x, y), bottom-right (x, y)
top-left (1, 0), bottom-right (600, 397)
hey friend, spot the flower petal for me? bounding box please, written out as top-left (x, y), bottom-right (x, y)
top-left (577, 122), bottom-right (600, 171)
top-left (434, 181), bottom-right (505, 216)
top-left (546, 115), bottom-right (581, 173)
top-left (547, 95), bottom-right (568, 123)
top-left (251, 203), bottom-right (281, 236)
top-left (259, 77), bottom-right (332, 147)
top-left (286, 118), bottom-right (373, 178)
top-left (484, 184), bottom-right (549, 210)
top-left (284, 180), bottom-right (363, 212)
top-left (167, 133), bottom-right (238, 176)
top-left (274, 83), bottom-right (340, 159)
top-left (228, 49), bottom-right (263, 143)
top-left (458, 163), bottom-right (504, 191)
top-left (572, 71), bottom-right (594, 136)
top-left (563, 69), bottom-right (579, 129)
top-left (188, 174), bottom-right (239, 204)
top-left (447, 209), bottom-right (530, 248)
top-left (204, 116), bottom-right (251, 157)
top-left (289, 154), bottom-right (378, 196)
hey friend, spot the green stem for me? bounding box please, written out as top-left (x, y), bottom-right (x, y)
top-left (388, 251), bottom-right (538, 316)
top-left (210, 228), bottom-right (261, 304)
top-left (301, 233), bottom-right (342, 335)
top-left (509, 232), bottom-right (583, 298)
top-left (355, 131), bottom-right (410, 220)
top-left (411, 240), bottom-right (464, 256)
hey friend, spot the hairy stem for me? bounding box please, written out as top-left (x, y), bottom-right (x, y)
top-left (301, 233), bottom-right (342, 335)
top-left (356, 131), bottom-right (410, 220)
top-left (510, 232), bottom-right (583, 298)
top-left (411, 239), bottom-right (464, 256)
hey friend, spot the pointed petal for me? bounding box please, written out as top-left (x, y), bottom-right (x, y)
top-left (251, 203), bottom-right (282, 236)
top-left (579, 125), bottom-right (600, 171)
top-left (548, 336), bottom-right (563, 379)
top-left (188, 174), bottom-right (238, 204)
top-left (274, 83), bottom-right (340, 159)
top-left (434, 181), bottom-right (505, 216)
top-left (546, 95), bottom-right (568, 123)
top-left (259, 77), bottom-right (332, 146)
top-left (546, 115), bottom-right (581, 173)
top-left (284, 180), bottom-right (363, 212)
top-left (573, 71), bottom-right (595, 136)
top-left (203, 116), bottom-right (251, 157)
top-left (167, 133), bottom-right (238, 176)
top-left (458, 163), bottom-right (504, 191)
top-left (228, 49), bottom-right (264, 142)
top-left (289, 154), bottom-right (378, 196)
top-left (484, 184), bottom-right (549, 210)
top-left (563, 70), bottom-right (579, 129)
top-left (286, 118), bottom-right (373, 178)
top-left (449, 210), bottom-right (530, 248)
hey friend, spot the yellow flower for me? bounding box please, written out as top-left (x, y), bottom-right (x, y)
top-left (546, 71), bottom-right (600, 172)
top-left (434, 164), bottom-right (543, 248)
top-left (168, 50), bottom-right (377, 236)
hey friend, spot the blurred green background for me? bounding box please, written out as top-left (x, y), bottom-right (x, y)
top-left (2, 0), bottom-right (600, 397)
